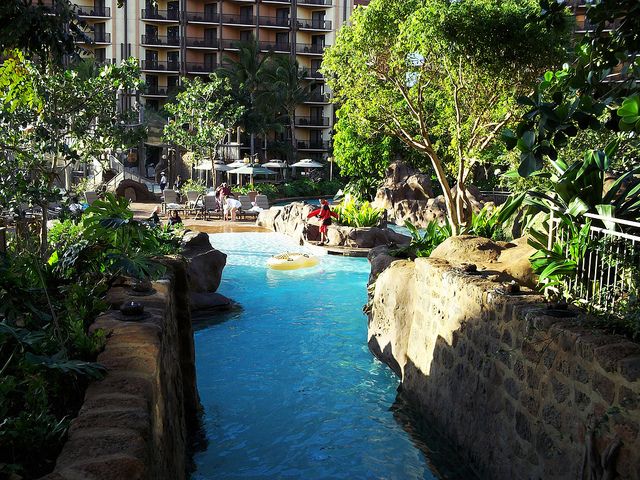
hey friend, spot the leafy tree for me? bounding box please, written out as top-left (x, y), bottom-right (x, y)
top-left (0, 54), bottom-right (144, 251)
top-left (504, 0), bottom-right (640, 176)
top-left (162, 75), bottom-right (243, 176)
top-left (263, 55), bottom-right (314, 163)
top-left (323, 0), bottom-right (571, 234)
top-left (0, 0), bottom-right (84, 63)
top-left (218, 41), bottom-right (278, 156)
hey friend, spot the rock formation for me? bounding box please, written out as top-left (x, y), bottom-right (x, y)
top-left (373, 161), bottom-right (488, 228)
top-left (257, 202), bottom-right (410, 248)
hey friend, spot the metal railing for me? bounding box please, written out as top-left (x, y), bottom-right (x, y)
top-left (305, 92), bottom-right (330, 103)
top-left (77, 6), bottom-right (110, 17)
top-left (141, 35), bottom-right (180, 46)
top-left (259, 41), bottom-right (290, 52)
top-left (297, 18), bottom-right (332, 30)
top-left (186, 62), bottom-right (219, 73)
top-left (296, 43), bottom-right (326, 54)
top-left (84, 32), bottom-right (111, 43)
top-left (259, 16), bottom-right (290, 27)
top-left (142, 85), bottom-right (179, 96)
top-left (297, 141), bottom-right (330, 150)
top-left (549, 212), bottom-right (640, 314)
top-left (300, 68), bottom-right (323, 79)
top-left (480, 190), bottom-right (511, 205)
top-left (141, 9), bottom-right (179, 21)
top-left (298, 0), bottom-right (332, 5)
top-left (221, 13), bottom-right (256, 25)
top-left (220, 39), bottom-right (243, 50)
top-left (185, 36), bottom-right (219, 48)
top-left (140, 60), bottom-right (180, 71)
top-left (295, 116), bottom-right (330, 127)
top-left (185, 11), bottom-right (220, 23)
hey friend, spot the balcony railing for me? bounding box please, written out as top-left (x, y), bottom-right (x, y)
top-left (221, 39), bottom-right (243, 50)
top-left (298, 0), bottom-right (332, 5)
top-left (186, 62), bottom-right (219, 73)
top-left (83, 32), bottom-right (111, 43)
top-left (305, 92), bottom-right (329, 103)
top-left (77, 6), bottom-right (110, 17)
top-left (295, 116), bottom-right (330, 127)
top-left (185, 11), bottom-right (220, 23)
top-left (297, 141), bottom-right (330, 150)
top-left (186, 37), bottom-right (219, 48)
top-left (221, 14), bottom-right (257, 25)
top-left (143, 85), bottom-right (179, 96)
top-left (140, 60), bottom-right (180, 72)
top-left (259, 16), bottom-right (290, 27)
top-left (141, 35), bottom-right (180, 47)
top-left (141, 9), bottom-right (180, 21)
top-left (299, 68), bottom-right (324, 79)
top-left (259, 41), bottom-right (290, 52)
top-left (297, 18), bottom-right (332, 30)
top-left (296, 43), bottom-right (325, 55)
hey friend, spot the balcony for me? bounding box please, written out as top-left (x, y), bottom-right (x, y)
top-left (142, 85), bottom-right (179, 97)
top-left (297, 18), bottom-right (332, 30)
top-left (221, 39), bottom-right (243, 50)
top-left (299, 68), bottom-right (324, 80)
top-left (295, 116), bottom-right (330, 127)
top-left (262, 0), bottom-right (291, 4)
top-left (297, 141), bottom-right (330, 150)
top-left (77, 6), bottom-right (110, 18)
top-left (259, 16), bottom-right (290, 28)
top-left (79, 32), bottom-right (111, 44)
top-left (141, 9), bottom-right (180, 22)
top-left (185, 11), bottom-right (220, 23)
top-left (304, 92), bottom-right (330, 103)
top-left (259, 41), bottom-right (290, 53)
top-left (221, 14), bottom-right (257, 26)
top-left (140, 60), bottom-right (180, 72)
top-left (296, 43), bottom-right (325, 55)
top-left (186, 62), bottom-right (219, 74)
top-left (186, 37), bottom-right (219, 49)
top-left (298, 0), bottom-right (333, 6)
top-left (141, 35), bottom-right (180, 47)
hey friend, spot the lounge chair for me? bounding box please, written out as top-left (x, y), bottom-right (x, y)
top-left (185, 191), bottom-right (200, 208)
top-left (237, 195), bottom-right (259, 220)
top-left (84, 191), bottom-right (99, 205)
top-left (203, 195), bottom-right (221, 220)
top-left (162, 189), bottom-right (179, 213)
top-left (255, 194), bottom-right (270, 211)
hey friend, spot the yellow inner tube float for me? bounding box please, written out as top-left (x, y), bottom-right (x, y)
top-left (267, 252), bottom-right (319, 270)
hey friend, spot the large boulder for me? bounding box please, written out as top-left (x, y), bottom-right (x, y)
top-left (115, 179), bottom-right (157, 202)
top-left (181, 231), bottom-right (227, 295)
top-left (430, 235), bottom-right (536, 288)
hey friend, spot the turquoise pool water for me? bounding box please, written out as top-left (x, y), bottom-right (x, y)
top-left (192, 232), bottom-right (473, 480)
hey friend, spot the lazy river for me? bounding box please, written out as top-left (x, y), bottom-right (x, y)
top-left (192, 232), bottom-right (476, 479)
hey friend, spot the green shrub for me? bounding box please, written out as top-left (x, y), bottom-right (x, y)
top-left (390, 220), bottom-right (452, 258)
top-left (180, 178), bottom-right (207, 194)
top-left (334, 195), bottom-right (383, 227)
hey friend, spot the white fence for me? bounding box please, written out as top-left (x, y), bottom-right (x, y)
top-left (550, 212), bottom-right (640, 314)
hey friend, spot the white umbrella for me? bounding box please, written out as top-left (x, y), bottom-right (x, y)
top-left (291, 158), bottom-right (324, 168)
top-left (263, 159), bottom-right (288, 168)
top-left (194, 160), bottom-right (213, 170)
top-left (226, 160), bottom-right (246, 168)
top-left (213, 162), bottom-right (233, 171)
top-left (228, 164), bottom-right (277, 187)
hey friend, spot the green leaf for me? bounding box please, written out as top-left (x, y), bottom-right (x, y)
top-left (595, 204), bottom-right (617, 231)
top-left (518, 153), bottom-right (539, 177)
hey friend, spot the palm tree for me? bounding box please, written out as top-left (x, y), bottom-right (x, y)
top-left (264, 55), bottom-right (316, 164)
top-left (218, 40), bottom-right (280, 157)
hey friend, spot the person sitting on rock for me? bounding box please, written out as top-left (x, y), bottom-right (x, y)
top-left (148, 205), bottom-right (162, 226)
top-left (168, 209), bottom-right (182, 227)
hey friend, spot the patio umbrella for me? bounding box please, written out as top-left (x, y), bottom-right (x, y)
top-left (194, 160), bottom-right (213, 184)
top-left (263, 159), bottom-right (289, 181)
top-left (212, 161), bottom-right (232, 190)
top-left (228, 164), bottom-right (277, 187)
top-left (291, 159), bottom-right (324, 178)
top-left (226, 159), bottom-right (246, 169)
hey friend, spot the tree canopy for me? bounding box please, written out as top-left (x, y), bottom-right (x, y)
top-left (323, 0), bottom-right (571, 233)
top-left (162, 75), bottom-right (243, 169)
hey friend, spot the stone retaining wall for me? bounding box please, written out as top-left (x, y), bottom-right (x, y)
top-left (368, 252), bottom-right (640, 479)
top-left (41, 259), bottom-right (199, 480)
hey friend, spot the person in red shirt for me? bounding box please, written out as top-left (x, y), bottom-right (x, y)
top-left (307, 199), bottom-right (338, 246)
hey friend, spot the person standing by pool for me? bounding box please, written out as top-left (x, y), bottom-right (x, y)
top-left (307, 199), bottom-right (338, 246)
top-left (159, 172), bottom-right (167, 192)
top-left (175, 175), bottom-right (183, 192)
top-left (223, 195), bottom-right (242, 222)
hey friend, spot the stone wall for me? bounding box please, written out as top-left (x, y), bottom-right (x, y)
top-left (368, 251), bottom-right (640, 480)
top-left (257, 202), bottom-right (409, 248)
top-left (41, 259), bottom-right (200, 480)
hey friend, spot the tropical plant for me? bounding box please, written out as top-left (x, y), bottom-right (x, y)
top-left (504, 0), bottom-right (640, 176)
top-left (323, 0), bottom-right (571, 234)
top-left (390, 220), bottom-right (452, 259)
top-left (462, 194), bottom-right (525, 241)
top-left (181, 178), bottom-right (207, 195)
top-left (334, 195), bottom-right (383, 227)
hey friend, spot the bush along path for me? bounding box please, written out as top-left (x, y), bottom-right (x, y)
top-left (0, 194), bottom-right (184, 478)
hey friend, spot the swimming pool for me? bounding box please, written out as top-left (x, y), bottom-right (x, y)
top-left (192, 232), bottom-right (475, 479)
